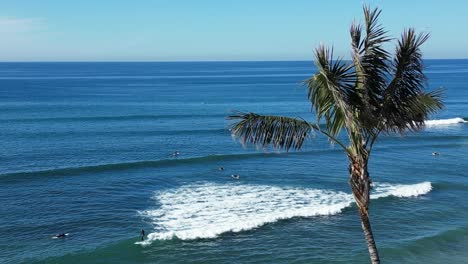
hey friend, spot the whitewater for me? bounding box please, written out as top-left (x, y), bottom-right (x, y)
top-left (424, 117), bottom-right (467, 126)
top-left (138, 182), bottom-right (432, 245)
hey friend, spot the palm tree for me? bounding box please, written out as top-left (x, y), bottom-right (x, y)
top-left (228, 6), bottom-right (443, 264)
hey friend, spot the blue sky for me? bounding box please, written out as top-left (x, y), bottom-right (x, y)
top-left (0, 0), bottom-right (466, 61)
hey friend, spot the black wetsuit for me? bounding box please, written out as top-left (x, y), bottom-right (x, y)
top-left (140, 229), bottom-right (145, 241)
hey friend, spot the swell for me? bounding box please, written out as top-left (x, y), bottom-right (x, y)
top-left (0, 111), bottom-right (310, 123)
top-left (2, 140), bottom-right (467, 180)
top-left (11, 130), bottom-right (466, 141)
top-left (0, 73), bottom-right (310, 80)
top-left (431, 181), bottom-right (468, 190)
top-left (384, 225), bottom-right (468, 259)
top-left (405, 226), bottom-right (468, 247)
top-left (0, 113), bottom-right (227, 123)
top-left (370, 134), bottom-right (468, 144)
top-left (4, 128), bottom-right (229, 138)
top-left (3, 114), bottom-right (466, 124)
top-left (24, 237), bottom-right (140, 264)
top-left (0, 151), bottom-right (315, 179)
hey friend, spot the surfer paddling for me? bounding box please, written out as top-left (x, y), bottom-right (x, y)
top-left (53, 233), bottom-right (68, 239)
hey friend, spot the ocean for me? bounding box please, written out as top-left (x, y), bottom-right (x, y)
top-left (1, 60), bottom-right (467, 263)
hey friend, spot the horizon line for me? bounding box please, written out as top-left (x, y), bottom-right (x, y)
top-left (1, 58), bottom-right (468, 63)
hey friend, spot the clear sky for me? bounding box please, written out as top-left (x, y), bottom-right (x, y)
top-left (0, 0), bottom-right (466, 61)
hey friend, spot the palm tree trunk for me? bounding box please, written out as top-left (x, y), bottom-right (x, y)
top-left (359, 208), bottom-right (380, 263)
top-left (349, 155), bottom-right (380, 264)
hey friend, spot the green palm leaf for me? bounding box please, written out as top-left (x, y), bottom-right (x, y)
top-left (227, 112), bottom-right (315, 151)
top-left (351, 6), bottom-right (391, 129)
top-left (228, 112), bottom-right (349, 152)
top-left (382, 29), bottom-right (443, 133)
top-left (305, 45), bottom-right (357, 138)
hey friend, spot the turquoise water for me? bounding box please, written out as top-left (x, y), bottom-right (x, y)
top-left (1, 61), bottom-right (468, 263)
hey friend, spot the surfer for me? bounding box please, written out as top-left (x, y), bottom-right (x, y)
top-left (432, 152), bottom-right (440, 156)
top-left (218, 167), bottom-right (225, 171)
top-left (231, 174), bottom-right (240, 179)
top-left (53, 233), bottom-right (67, 239)
top-left (140, 229), bottom-right (145, 241)
top-left (172, 151), bottom-right (180, 157)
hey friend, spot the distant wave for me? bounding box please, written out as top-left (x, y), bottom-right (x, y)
top-left (5, 116), bottom-right (467, 127)
top-left (0, 73), bottom-right (310, 80)
top-left (0, 114), bottom-right (226, 123)
top-left (3, 139), bottom-right (466, 179)
top-left (3, 128), bottom-right (228, 139)
top-left (0, 152), bottom-right (308, 179)
top-left (392, 225), bottom-right (468, 253)
top-left (425, 117), bottom-right (468, 126)
top-left (136, 182), bottom-right (431, 245)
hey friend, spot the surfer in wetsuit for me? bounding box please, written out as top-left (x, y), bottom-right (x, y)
top-left (140, 229), bottom-right (145, 241)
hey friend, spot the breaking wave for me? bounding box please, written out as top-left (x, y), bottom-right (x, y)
top-left (137, 182), bottom-right (432, 245)
top-left (425, 117), bottom-right (467, 126)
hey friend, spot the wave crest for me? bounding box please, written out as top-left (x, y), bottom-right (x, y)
top-left (137, 182), bottom-right (432, 245)
top-left (371, 182), bottom-right (432, 198)
top-left (425, 117), bottom-right (467, 126)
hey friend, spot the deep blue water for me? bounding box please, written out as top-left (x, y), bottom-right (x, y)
top-left (1, 61), bottom-right (468, 263)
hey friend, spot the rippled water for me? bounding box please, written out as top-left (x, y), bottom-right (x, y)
top-left (1, 61), bottom-right (468, 263)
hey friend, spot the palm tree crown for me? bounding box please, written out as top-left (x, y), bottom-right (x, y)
top-left (228, 6), bottom-right (443, 264)
top-left (229, 7), bottom-right (443, 157)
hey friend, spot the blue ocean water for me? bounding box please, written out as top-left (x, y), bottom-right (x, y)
top-left (1, 61), bottom-right (467, 263)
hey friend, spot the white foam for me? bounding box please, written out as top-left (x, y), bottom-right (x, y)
top-left (137, 182), bottom-right (431, 245)
top-left (424, 117), bottom-right (467, 126)
top-left (371, 181), bottom-right (432, 198)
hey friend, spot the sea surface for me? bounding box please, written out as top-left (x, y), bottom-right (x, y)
top-left (1, 60), bottom-right (467, 263)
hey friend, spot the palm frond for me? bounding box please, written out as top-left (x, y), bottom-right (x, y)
top-left (305, 45), bottom-right (357, 137)
top-left (227, 5), bottom-right (443, 160)
top-left (382, 29), bottom-right (438, 133)
top-left (350, 22), bottom-right (362, 56)
top-left (227, 112), bottom-right (317, 151)
top-left (350, 21), bottom-right (364, 89)
top-left (384, 89), bottom-right (444, 133)
top-left (350, 6), bottom-right (392, 129)
top-left (361, 6), bottom-right (391, 72)
top-left (386, 29), bottom-right (429, 97)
